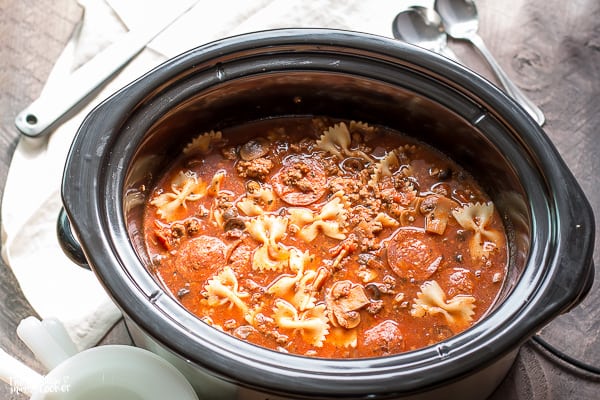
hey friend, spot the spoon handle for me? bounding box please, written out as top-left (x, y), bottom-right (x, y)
top-left (467, 33), bottom-right (545, 125)
top-left (14, 0), bottom-right (198, 139)
top-left (439, 45), bottom-right (460, 63)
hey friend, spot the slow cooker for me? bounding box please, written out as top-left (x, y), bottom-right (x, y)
top-left (59, 29), bottom-right (595, 399)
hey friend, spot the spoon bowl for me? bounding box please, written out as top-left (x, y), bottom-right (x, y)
top-left (434, 0), bottom-right (480, 38)
top-left (391, 6), bottom-right (457, 60)
top-left (434, 0), bottom-right (545, 125)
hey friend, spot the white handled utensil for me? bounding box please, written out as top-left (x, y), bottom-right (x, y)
top-left (15, 1), bottom-right (196, 138)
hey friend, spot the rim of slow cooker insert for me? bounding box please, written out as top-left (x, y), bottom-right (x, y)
top-left (63, 29), bottom-right (594, 396)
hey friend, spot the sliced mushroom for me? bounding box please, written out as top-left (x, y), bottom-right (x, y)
top-left (221, 207), bottom-right (246, 234)
top-left (365, 282), bottom-right (384, 300)
top-left (221, 207), bottom-right (238, 222)
top-left (340, 157), bottom-right (366, 173)
top-left (245, 180), bottom-right (261, 194)
top-left (326, 280), bottom-right (370, 329)
top-left (239, 137), bottom-right (269, 161)
top-left (223, 217), bottom-right (246, 233)
top-left (419, 194), bottom-right (457, 235)
top-left (338, 311), bottom-right (361, 329)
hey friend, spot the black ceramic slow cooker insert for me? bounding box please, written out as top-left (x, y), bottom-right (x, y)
top-left (60, 29), bottom-right (595, 400)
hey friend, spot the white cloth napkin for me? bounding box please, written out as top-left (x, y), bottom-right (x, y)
top-left (1, 0), bottom-right (431, 350)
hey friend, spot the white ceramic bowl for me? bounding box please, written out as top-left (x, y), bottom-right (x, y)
top-left (30, 345), bottom-right (198, 400)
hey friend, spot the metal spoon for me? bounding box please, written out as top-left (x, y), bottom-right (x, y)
top-left (392, 6), bottom-right (459, 61)
top-left (434, 0), bottom-right (545, 125)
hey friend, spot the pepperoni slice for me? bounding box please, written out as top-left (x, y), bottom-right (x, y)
top-left (387, 228), bottom-right (442, 280)
top-left (272, 156), bottom-right (327, 205)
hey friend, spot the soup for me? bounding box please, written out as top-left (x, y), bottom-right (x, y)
top-left (142, 116), bottom-right (507, 358)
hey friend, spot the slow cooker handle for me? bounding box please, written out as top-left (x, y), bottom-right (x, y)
top-left (56, 207), bottom-right (90, 270)
top-left (536, 172), bottom-right (596, 315)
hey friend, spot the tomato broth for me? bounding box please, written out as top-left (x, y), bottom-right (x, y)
top-left (143, 116), bottom-right (507, 358)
